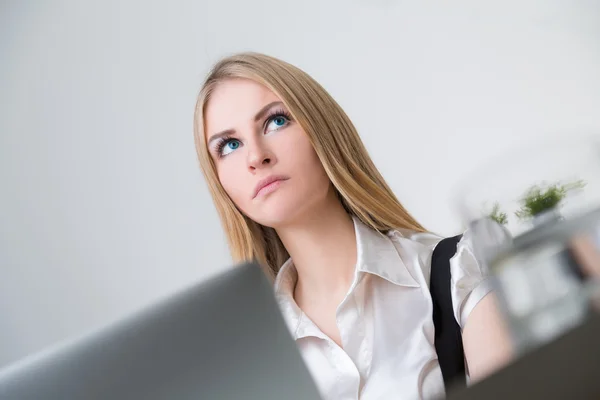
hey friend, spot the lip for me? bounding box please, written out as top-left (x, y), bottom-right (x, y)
top-left (253, 175), bottom-right (289, 199)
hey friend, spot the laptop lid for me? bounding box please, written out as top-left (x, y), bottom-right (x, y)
top-left (0, 262), bottom-right (322, 400)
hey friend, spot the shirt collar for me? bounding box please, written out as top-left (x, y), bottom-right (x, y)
top-left (353, 216), bottom-right (420, 288)
top-left (273, 258), bottom-right (304, 338)
top-left (273, 215), bottom-right (420, 338)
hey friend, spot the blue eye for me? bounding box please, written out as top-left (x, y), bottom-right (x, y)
top-left (227, 140), bottom-right (240, 150)
top-left (273, 117), bottom-right (286, 126)
top-left (218, 138), bottom-right (241, 157)
top-left (265, 114), bottom-right (290, 133)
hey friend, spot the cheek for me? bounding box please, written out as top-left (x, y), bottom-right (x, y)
top-left (216, 158), bottom-right (251, 210)
top-left (294, 135), bottom-right (327, 178)
top-left (284, 129), bottom-right (330, 189)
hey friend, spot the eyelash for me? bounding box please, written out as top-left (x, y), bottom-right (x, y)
top-left (264, 109), bottom-right (293, 129)
top-left (214, 109), bottom-right (294, 158)
top-left (214, 135), bottom-right (236, 159)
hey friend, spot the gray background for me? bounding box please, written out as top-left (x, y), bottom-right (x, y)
top-left (1, 0), bottom-right (600, 368)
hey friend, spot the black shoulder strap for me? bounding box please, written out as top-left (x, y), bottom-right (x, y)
top-left (430, 235), bottom-right (466, 391)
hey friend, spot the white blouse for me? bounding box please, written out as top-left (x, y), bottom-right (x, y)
top-left (273, 217), bottom-right (494, 400)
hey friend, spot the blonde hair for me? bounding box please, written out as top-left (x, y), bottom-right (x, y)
top-left (194, 52), bottom-right (425, 279)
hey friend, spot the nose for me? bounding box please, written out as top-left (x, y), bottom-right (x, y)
top-left (246, 140), bottom-right (277, 173)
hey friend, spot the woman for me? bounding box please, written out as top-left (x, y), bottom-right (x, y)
top-left (193, 52), bottom-right (513, 399)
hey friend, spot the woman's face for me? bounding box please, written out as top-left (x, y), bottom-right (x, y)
top-left (204, 78), bottom-right (332, 228)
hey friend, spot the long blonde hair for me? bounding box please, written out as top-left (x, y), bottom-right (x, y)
top-left (194, 52), bottom-right (425, 279)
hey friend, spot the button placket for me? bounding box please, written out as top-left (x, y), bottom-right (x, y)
top-left (328, 340), bottom-right (360, 399)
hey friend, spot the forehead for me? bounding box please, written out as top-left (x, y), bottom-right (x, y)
top-left (204, 79), bottom-right (281, 137)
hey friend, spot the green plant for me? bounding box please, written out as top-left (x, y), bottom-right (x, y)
top-left (488, 202), bottom-right (508, 225)
top-left (515, 180), bottom-right (586, 220)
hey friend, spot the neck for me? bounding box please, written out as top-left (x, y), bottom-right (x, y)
top-left (275, 188), bottom-right (357, 298)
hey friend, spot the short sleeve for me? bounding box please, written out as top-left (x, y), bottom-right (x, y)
top-left (449, 220), bottom-right (511, 329)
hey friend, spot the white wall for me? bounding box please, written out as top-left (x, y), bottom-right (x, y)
top-left (1, 0), bottom-right (599, 368)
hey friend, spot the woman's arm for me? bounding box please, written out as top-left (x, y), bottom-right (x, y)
top-left (462, 292), bottom-right (515, 382)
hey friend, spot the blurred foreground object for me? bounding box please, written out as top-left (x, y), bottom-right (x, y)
top-left (0, 263), bottom-right (322, 400)
top-left (447, 312), bottom-right (600, 399)
top-left (456, 137), bottom-right (600, 356)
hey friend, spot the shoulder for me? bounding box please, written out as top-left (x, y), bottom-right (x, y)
top-left (447, 221), bottom-right (511, 327)
top-left (385, 228), bottom-right (444, 280)
top-left (383, 227), bottom-right (488, 286)
top-left (388, 219), bottom-right (511, 273)
top-left (387, 228), bottom-right (445, 257)
top-left (387, 221), bottom-right (510, 328)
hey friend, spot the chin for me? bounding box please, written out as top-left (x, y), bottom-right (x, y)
top-left (250, 202), bottom-right (306, 229)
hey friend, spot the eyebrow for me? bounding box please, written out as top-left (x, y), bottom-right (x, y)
top-left (207, 129), bottom-right (234, 147)
top-left (253, 101), bottom-right (283, 122)
top-left (207, 101), bottom-right (284, 147)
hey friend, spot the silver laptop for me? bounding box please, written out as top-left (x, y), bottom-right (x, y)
top-left (0, 262), bottom-right (322, 400)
